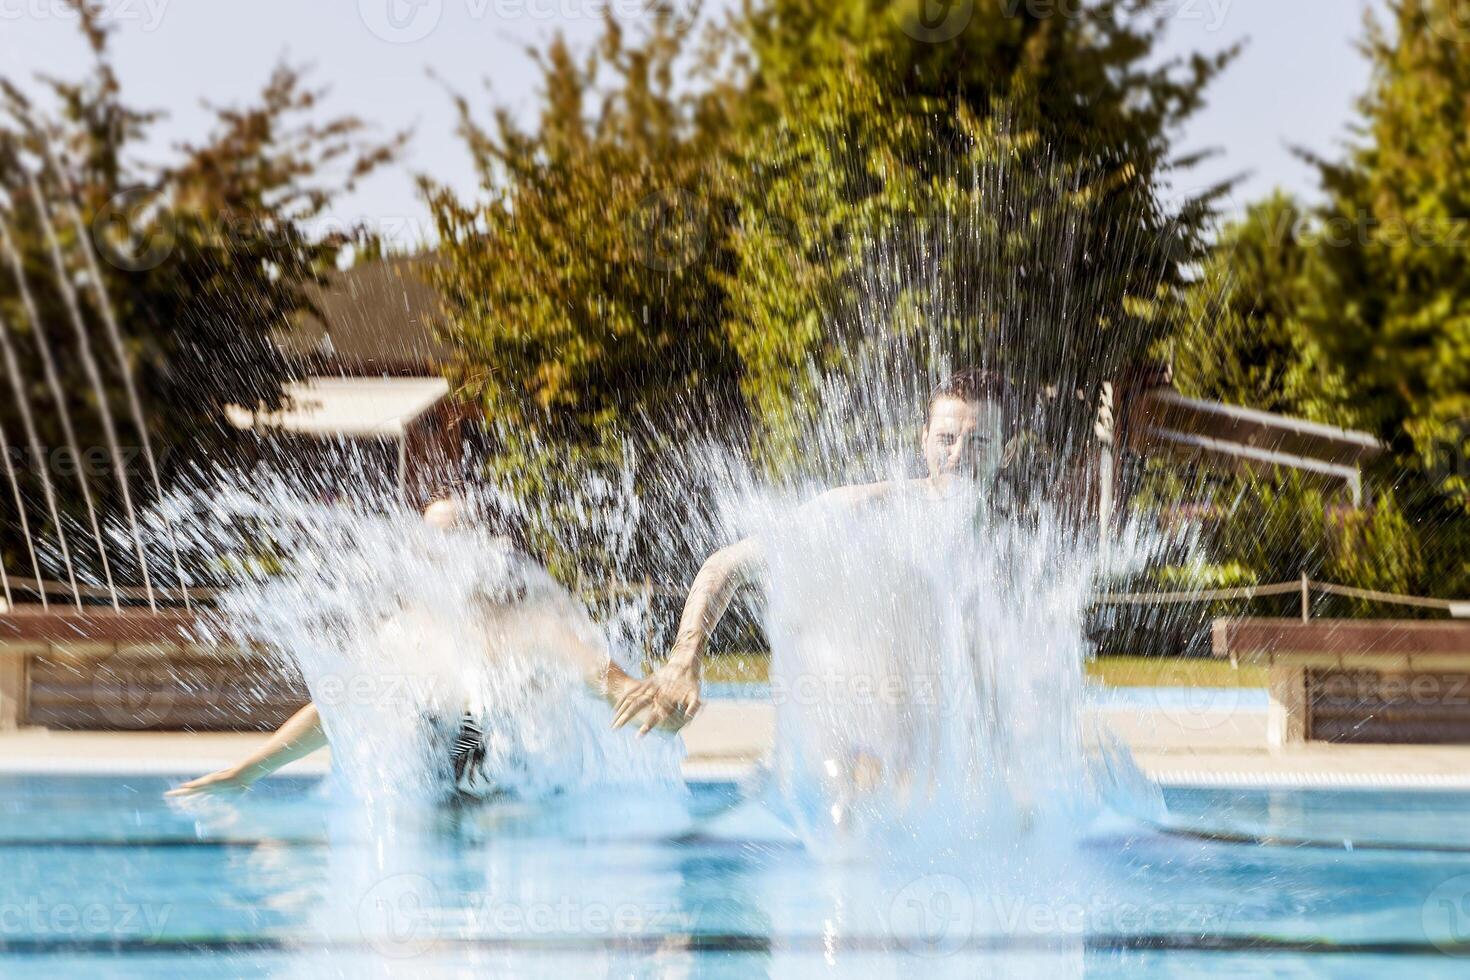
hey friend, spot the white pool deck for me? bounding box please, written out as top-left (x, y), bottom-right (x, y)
top-left (5, 701), bottom-right (1470, 790)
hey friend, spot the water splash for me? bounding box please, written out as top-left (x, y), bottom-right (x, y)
top-left (675, 148), bottom-right (1189, 867)
top-left (174, 470), bottom-right (684, 808)
top-left (727, 472), bottom-right (1163, 864)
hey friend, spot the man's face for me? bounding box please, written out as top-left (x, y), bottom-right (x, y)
top-left (922, 396), bottom-right (1004, 490)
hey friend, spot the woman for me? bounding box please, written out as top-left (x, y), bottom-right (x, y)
top-left (167, 496), bottom-right (672, 799)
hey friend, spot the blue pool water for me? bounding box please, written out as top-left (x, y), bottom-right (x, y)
top-left (3, 774), bottom-right (1470, 977)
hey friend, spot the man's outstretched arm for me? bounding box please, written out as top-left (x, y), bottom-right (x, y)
top-left (611, 482), bottom-right (899, 736)
top-left (610, 534), bottom-right (765, 735)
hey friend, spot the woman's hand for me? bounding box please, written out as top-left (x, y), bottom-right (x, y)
top-left (610, 654), bottom-right (703, 737)
top-left (165, 766), bottom-right (256, 799)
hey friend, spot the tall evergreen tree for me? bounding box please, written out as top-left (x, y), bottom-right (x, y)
top-left (1303, 0), bottom-right (1470, 592)
top-left (1171, 193), bottom-right (1352, 424)
top-left (1305, 0), bottom-right (1470, 474)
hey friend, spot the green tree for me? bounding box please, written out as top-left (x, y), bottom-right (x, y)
top-left (722, 0), bottom-right (1239, 458)
top-left (130, 62), bottom-right (406, 465)
top-left (423, 0), bottom-right (1243, 570)
top-left (1205, 474), bottom-right (1421, 609)
top-left (1171, 193), bottom-right (1353, 424)
top-left (422, 9), bottom-right (748, 577)
top-left (0, 5), bottom-right (402, 589)
top-left (1305, 0), bottom-right (1470, 478)
top-left (1301, 0), bottom-right (1470, 593)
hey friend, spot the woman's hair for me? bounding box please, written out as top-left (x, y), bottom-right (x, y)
top-left (926, 368), bottom-right (1005, 417)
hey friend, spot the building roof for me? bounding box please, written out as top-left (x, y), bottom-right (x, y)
top-left (1125, 388), bottom-right (1386, 505)
top-left (277, 257), bottom-right (451, 373)
top-left (225, 377), bottom-right (451, 438)
top-left (1138, 391), bottom-right (1383, 466)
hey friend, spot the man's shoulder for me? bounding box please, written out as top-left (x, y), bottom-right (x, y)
top-left (817, 479), bottom-right (919, 508)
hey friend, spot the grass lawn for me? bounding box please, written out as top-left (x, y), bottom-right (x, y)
top-left (1085, 656), bottom-right (1267, 688)
top-left (694, 653), bottom-right (1268, 688)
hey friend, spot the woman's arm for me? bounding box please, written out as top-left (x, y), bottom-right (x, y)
top-left (165, 702), bottom-right (328, 798)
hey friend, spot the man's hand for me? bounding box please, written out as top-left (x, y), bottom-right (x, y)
top-left (610, 656), bottom-right (702, 737)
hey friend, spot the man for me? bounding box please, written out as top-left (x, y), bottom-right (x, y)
top-left (611, 369), bottom-right (1011, 736)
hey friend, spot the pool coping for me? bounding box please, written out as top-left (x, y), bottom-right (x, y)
top-left (5, 767), bottom-right (1468, 793)
top-left (1144, 770), bottom-right (1470, 790)
top-left (3, 749), bottom-right (1469, 793)
top-left (6, 699), bottom-right (1470, 792)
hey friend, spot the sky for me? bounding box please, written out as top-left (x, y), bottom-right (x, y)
top-left (0, 0), bottom-right (1386, 246)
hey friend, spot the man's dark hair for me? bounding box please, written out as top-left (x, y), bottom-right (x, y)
top-left (927, 368), bottom-right (1005, 415)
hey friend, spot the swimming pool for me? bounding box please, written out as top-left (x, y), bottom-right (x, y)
top-left (3, 774), bottom-right (1470, 977)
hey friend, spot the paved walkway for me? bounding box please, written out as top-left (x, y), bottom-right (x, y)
top-left (4, 701), bottom-right (1470, 789)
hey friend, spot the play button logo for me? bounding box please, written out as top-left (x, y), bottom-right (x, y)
top-left (359, 0), bottom-right (443, 44)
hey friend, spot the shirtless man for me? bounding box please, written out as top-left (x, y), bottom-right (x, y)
top-left (611, 368), bottom-right (1010, 736)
